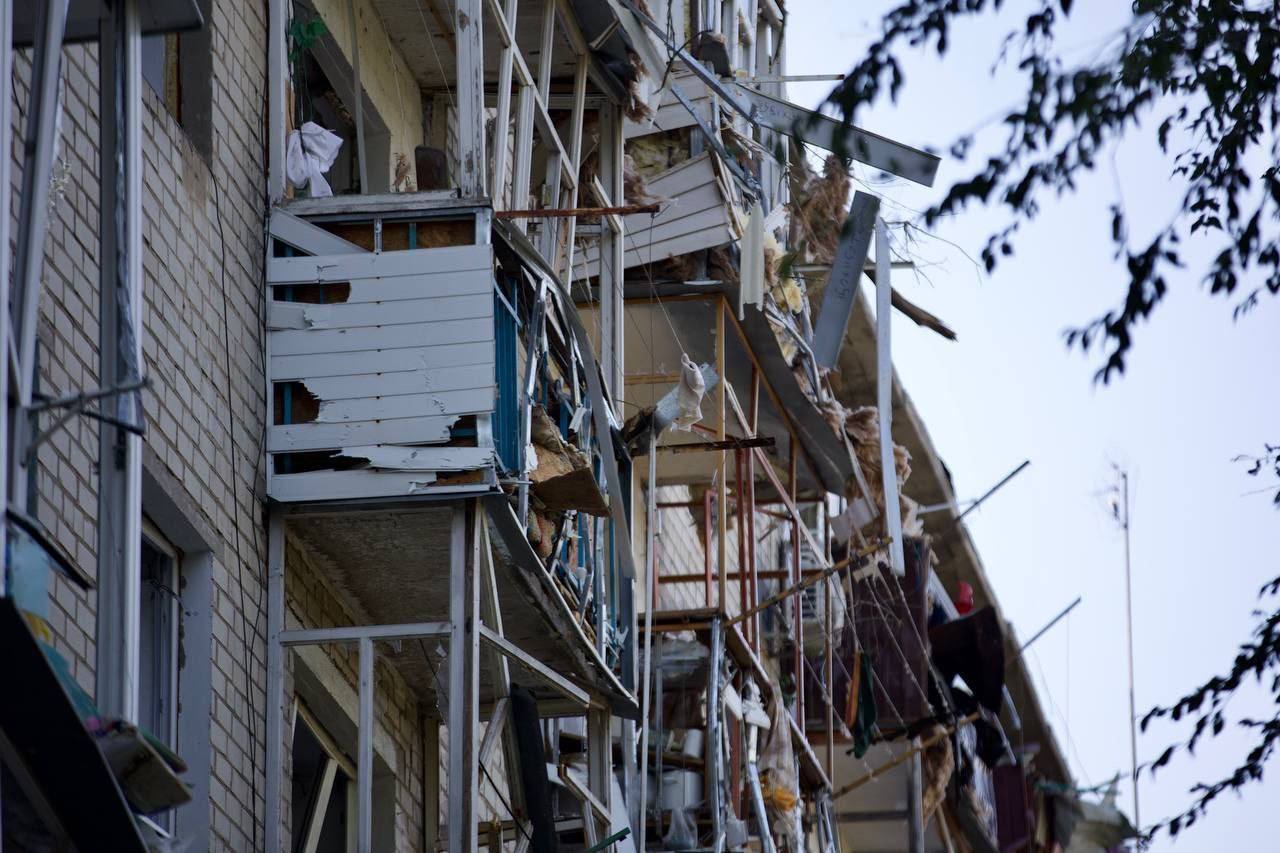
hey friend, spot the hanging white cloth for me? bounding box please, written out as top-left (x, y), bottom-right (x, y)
top-left (671, 354), bottom-right (707, 431)
top-left (286, 121), bottom-right (344, 197)
top-left (739, 200), bottom-right (766, 318)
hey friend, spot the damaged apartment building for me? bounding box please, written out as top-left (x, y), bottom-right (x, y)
top-left (0, 1), bottom-right (1136, 853)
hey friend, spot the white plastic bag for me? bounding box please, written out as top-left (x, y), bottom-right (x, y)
top-left (286, 121), bottom-right (343, 197)
top-left (672, 354), bottom-right (707, 431)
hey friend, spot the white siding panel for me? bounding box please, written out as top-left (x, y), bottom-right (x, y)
top-left (268, 209), bottom-right (366, 255)
top-left (271, 317), bottom-right (493, 357)
top-left (268, 293), bottom-right (492, 331)
top-left (269, 268), bottom-right (493, 304)
top-left (574, 153), bottom-right (733, 278)
top-left (272, 341), bottom-right (495, 380)
top-left (316, 388), bottom-right (494, 423)
top-left (297, 364), bottom-right (495, 400)
top-left (624, 74), bottom-right (711, 139)
top-left (268, 244), bottom-right (490, 284)
top-left (269, 468), bottom-right (496, 503)
top-left (268, 417), bottom-right (459, 453)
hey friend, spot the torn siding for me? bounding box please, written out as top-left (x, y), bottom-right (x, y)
top-left (623, 70), bottom-right (712, 138)
top-left (573, 153), bottom-right (735, 276)
top-left (266, 242), bottom-right (498, 500)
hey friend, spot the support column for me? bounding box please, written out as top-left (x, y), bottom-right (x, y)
top-left (358, 636), bottom-right (375, 853)
top-left (587, 707), bottom-right (613, 844)
top-left (455, 0), bottom-right (486, 197)
top-left (95, 0), bottom-right (144, 724)
top-left (11, 0), bottom-right (68, 501)
top-left (265, 510), bottom-right (287, 852)
top-left (448, 502), bottom-right (479, 853)
top-left (707, 618), bottom-right (724, 848)
top-left (268, 0), bottom-right (288, 201)
top-left (424, 717), bottom-right (441, 852)
top-left (0, 0), bottom-right (13, 597)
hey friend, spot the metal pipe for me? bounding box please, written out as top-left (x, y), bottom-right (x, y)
top-left (495, 203), bottom-right (661, 219)
top-left (0, 0), bottom-right (11, 598)
top-left (906, 744), bottom-right (924, 853)
top-left (637, 431), bottom-right (658, 853)
top-left (727, 537), bottom-right (888, 628)
top-left (1018, 596), bottom-right (1082, 653)
top-left (708, 618), bottom-right (724, 846)
top-left (875, 218), bottom-right (906, 577)
top-left (955, 459), bottom-right (1032, 522)
top-left (264, 511), bottom-right (286, 853)
top-left (358, 636), bottom-right (374, 853)
top-left (1120, 469), bottom-right (1140, 830)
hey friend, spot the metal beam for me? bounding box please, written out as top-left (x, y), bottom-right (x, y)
top-left (478, 626), bottom-right (590, 707)
top-left (358, 636), bottom-right (374, 853)
top-left (875, 218), bottom-right (907, 577)
top-left (0, 0), bottom-right (11, 598)
top-left (279, 622), bottom-right (451, 646)
top-left (95, 0), bottom-right (144, 724)
top-left (265, 510), bottom-right (287, 853)
top-left (11, 0), bottom-right (68, 458)
top-left (732, 85), bottom-right (940, 187)
top-left (456, 0), bottom-right (487, 196)
top-left (813, 192), bottom-right (879, 369)
top-left (906, 745), bottom-right (924, 853)
top-left (448, 503), bottom-right (479, 853)
top-left (268, 0), bottom-right (287, 201)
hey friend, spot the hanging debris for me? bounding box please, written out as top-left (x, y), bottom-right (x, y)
top-left (528, 406), bottom-right (609, 516)
top-left (842, 406), bottom-right (925, 538)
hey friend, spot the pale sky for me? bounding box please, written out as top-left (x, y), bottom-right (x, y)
top-left (785, 2), bottom-right (1280, 849)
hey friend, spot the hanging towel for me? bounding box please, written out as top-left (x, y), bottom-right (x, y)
top-left (739, 201), bottom-right (766, 318)
top-left (286, 122), bottom-right (344, 197)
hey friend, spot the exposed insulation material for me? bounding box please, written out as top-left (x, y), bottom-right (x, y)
top-left (624, 50), bottom-right (654, 123)
top-left (627, 128), bottom-right (693, 179)
top-left (842, 405), bottom-right (924, 539)
top-left (788, 155), bottom-right (852, 261)
top-left (528, 406), bottom-right (609, 516)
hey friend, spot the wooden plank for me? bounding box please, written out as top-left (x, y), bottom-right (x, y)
top-left (270, 317), bottom-right (493, 357)
top-left (267, 417), bottom-right (459, 453)
top-left (813, 192), bottom-right (880, 368)
top-left (272, 341), bottom-right (494, 381)
top-left (270, 209), bottom-right (365, 256)
top-left (732, 84), bottom-right (941, 187)
top-left (294, 364), bottom-right (495, 401)
top-left (268, 244), bottom-right (492, 285)
top-left (314, 388), bottom-right (494, 423)
top-left (268, 292), bottom-right (491, 331)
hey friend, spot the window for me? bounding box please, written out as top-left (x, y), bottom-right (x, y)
top-left (291, 704), bottom-right (357, 853)
top-left (141, 35), bottom-right (181, 120)
top-left (139, 519), bottom-right (181, 831)
top-left (139, 0), bottom-right (214, 160)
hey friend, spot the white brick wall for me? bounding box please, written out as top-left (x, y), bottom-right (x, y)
top-left (10, 4), bottom-right (276, 848)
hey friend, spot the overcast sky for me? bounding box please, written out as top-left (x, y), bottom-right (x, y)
top-left (784, 3), bottom-right (1280, 849)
